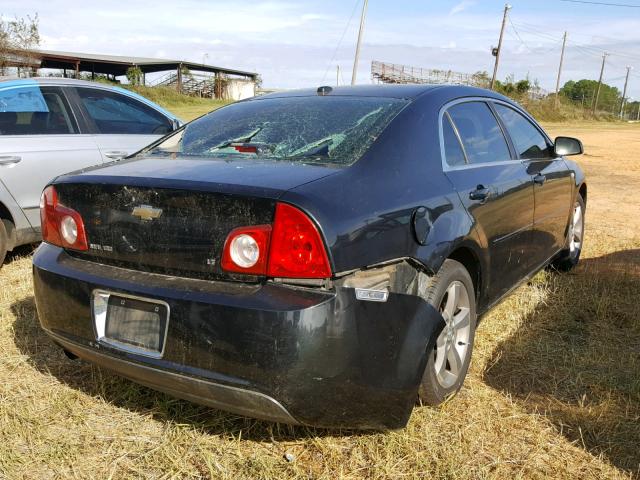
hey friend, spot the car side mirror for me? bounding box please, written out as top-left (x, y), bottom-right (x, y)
top-left (554, 136), bottom-right (583, 156)
top-left (171, 119), bottom-right (184, 131)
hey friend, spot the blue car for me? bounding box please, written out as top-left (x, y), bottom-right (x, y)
top-left (32, 85), bottom-right (586, 429)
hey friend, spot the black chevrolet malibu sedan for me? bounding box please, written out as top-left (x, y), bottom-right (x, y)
top-left (33, 85), bottom-right (586, 429)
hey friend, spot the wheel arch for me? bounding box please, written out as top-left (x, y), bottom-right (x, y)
top-left (0, 201), bottom-right (13, 224)
top-left (578, 182), bottom-right (587, 205)
top-left (447, 246), bottom-right (482, 305)
top-left (0, 200), bottom-right (17, 251)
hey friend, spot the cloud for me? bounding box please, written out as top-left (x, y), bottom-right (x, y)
top-left (8, 0), bottom-right (640, 97)
top-left (449, 1), bottom-right (476, 16)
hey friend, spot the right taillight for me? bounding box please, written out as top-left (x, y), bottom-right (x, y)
top-left (267, 203), bottom-right (332, 279)
top-left (220, 202), bottom-right (332, 279)
top-left (40, 185), bottom-right (88, 251)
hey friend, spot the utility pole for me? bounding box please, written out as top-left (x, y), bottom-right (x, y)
top-left (491, 4), bottom-right (512, 90)
top-left (554, 31), bottom-right (568, 107)
top-left (636, 103), bottom-right (640, 121)
top-left (592, 53), bottom-right (608, 114)
top-left (351, 0), bottom-right (369, 85)
top-left (619, 66), bottom-right (631, 118)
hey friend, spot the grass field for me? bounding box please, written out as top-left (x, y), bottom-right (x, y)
top-left (0, 120), bottom-right (638, 479)
top-left (125, 85), bottom-right (230, 121)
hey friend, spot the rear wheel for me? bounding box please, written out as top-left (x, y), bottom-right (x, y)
top-left (418, 259), bottom-right (477, 406)
top-left (551, 195), bottom-right (585, 272)
top-left (0, 220), bottom-right (7, 269)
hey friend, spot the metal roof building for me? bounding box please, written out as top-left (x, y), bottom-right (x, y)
top-left (35, 49), bottom-right (257, 81)
top-left (16, 49), bottom-right (259, 99)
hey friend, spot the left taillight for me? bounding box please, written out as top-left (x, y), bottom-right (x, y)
top-left (40, 185), bottom-right (88, 251)
top-left (220, 224), bottom-right (272, 275)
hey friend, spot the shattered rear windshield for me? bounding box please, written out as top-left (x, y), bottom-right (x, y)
top-left (148, 96), bottom-right (408, 166)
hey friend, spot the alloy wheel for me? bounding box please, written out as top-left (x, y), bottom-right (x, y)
top-left (433, 280), bottom-right (472, 389)
top-left (568, 201), bottom-right (584, 258)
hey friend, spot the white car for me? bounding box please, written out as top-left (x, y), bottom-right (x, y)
top-left (0, 77), bottom-right (182, 267)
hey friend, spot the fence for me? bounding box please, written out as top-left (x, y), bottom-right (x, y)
top-left (371, 60), bottom-right (487, 87)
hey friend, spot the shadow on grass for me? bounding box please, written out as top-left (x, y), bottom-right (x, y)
top-left (4, 243), bottom-right (37, 265)
top-left (10, 295), bottom-right (372, 441)
top-left (484, 249), bottom-right (640, 476)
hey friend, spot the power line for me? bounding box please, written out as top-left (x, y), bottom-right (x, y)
top-left (571, 44), bottom-right (606, 60)
top-left (507, 16), bottom-right (534, 51)
top-left (506, 21), bottom-right (569, 55)
top-left (509, 22), bottom-right (564, 43)
top-left (560, 0), bottom-right (640, 7)
top-left (321, 0), bottom-right (361, 83)
top-left (511, 17), bottom-right (640, 65)
top-left (511, 18), bottom-right (640, 62)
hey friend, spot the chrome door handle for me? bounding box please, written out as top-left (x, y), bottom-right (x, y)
top-left (469, 185), bottom-right (491, 203)
top-left (533, 173), bottom-right (546, 185)
top-left (104, 151), bottom-right (129, 160)
top-left (0, 155), bottom-right (21, 166)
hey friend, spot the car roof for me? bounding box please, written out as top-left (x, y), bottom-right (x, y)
top-left (255, 84), bottom-right (512, 102)
top-left (0, 76), bottom-right (109, 88)
top-left (0, 77), bottom-right (179, 120)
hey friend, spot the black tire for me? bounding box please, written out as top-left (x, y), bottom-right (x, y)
top-left (418, 259), bottom-right (477, 406)
top-left (0, 220), bottom-right (7, 269)
top-left (551, 194), bottom-right (585, 272)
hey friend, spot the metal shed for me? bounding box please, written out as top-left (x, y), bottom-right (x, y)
top-left (33, 50), bottom-right (257, 99)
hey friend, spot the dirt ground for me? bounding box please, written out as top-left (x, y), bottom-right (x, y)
top-left (0, 122), bottom-right (638, 479)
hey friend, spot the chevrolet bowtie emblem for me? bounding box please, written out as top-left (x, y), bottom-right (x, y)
top-left (132, 205), bottom-right (163, 221)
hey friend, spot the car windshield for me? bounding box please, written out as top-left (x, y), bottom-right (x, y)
top-left (147, 95), bottom-right (408, 166)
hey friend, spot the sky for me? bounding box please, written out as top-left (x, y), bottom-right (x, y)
top-left (4, 0), bottom-right (640, 98)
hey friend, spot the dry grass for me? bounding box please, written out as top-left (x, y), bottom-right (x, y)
top-left (1, 122), bottom-right (639, 479)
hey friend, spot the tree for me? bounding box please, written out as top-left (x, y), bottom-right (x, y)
top-left (624, 100), bottom-right (640, 120)
top-left (515, 79), bottom-right (531, 95)
top-left (471, 71), bottom-right (491, 88)
top-left (492, 75), bottom-right (531, 98)
top-left (0, 13), bottom-right (40, 76)
top-left (126, 66), bottom-right (143, 85)
top-left (560, 79), bottom-right (621, 112)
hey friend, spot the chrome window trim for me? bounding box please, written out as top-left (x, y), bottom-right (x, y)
top-left (442, 110), bottom-right (470, 167)
top-left (91, 289), bottom-right (171, 359)
top-left (439, 96), bottom-right (542, 172)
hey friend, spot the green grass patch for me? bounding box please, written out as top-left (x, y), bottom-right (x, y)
top-left (125, 85), bottom-right (230, 121)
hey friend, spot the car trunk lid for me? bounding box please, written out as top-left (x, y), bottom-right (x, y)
top-left (53, 157), bottom-right (340, 280)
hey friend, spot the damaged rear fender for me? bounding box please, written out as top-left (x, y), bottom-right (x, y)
top-left (335, 259), bottom-right (446, 395)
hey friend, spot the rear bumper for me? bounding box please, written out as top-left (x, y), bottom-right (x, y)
top-left (47, 329), bottom-right (298, 424)
top-left (33, 243), bottom-right (443, 429)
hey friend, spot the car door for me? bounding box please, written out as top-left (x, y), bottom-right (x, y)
top-left (72, 87), bottom-right (175, 160)
top-left (0, 83), bottom-right (104, 230)
top-left (492, 103), bottom-right (573, 269)
top-left (441, 100), bottom-right (534, 302)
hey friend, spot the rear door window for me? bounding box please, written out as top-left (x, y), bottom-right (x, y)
top-left (0, 85), bottom-right (77, 135)
top-left (76, 87), bottom-right (172, 135)
top-left (447, 101), bottom-right (511, 165)
top-left (493, 104), bottom-right (552, 159)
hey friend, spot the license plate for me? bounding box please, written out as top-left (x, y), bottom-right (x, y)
top-left (92, 290), bottom-right (169, 358)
